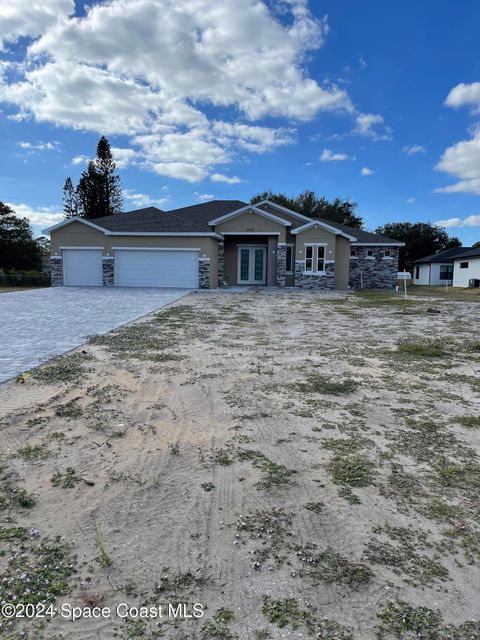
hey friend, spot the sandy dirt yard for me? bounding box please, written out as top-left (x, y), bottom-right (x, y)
top-left (1, 289), bottom-right (479, 640)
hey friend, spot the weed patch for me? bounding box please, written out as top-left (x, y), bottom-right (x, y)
top-left (238, 449), bottom-right (296, 490)
top-left (295, 373), bottom-right (358, 395)
top-left (328, 453), bottom-right (375, 487)
top-left (31, 352), bottom-right (94, 384)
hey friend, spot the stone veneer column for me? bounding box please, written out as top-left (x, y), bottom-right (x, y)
top-left (294, 261), bottom-right (335, 289)
top-left (198, 258), bottom-right (210, 289)
top-left (102, 257), bottom-right (115, 286)
top-left (217, 241), bottom-right (225, 287)
top-left (348, 247), bottom-right (399, 289)
top-left (50, 257), bottom-right (63, 286)
top-left (276, 244), bottom-right (287, 287)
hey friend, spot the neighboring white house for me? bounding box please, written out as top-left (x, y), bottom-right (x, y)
top-left (412, 247), bottom-right (480, 288)
top-left (452, 249), bottom-right (480, 288)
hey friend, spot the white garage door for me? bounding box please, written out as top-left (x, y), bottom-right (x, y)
top-left (63, 249), bottom-right (103, 286)
top-left (115, 249), bottom-right (199, 288)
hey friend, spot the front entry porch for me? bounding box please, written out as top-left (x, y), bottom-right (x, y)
top-left (221, 235), bottom-right (279, 287)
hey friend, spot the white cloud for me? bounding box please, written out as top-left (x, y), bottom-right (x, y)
top-left (0, 0), bottom-right (74, 51)
top-left (360, 166), bottom-right (374, 176)
top-left (123, 189), bottom-right (169, 208)
top-left (406, 197), bottom-right (415, 204)
top-left (320, 148), bottom-right (349, 162)
top-left (6, 202), bottom-right (63, 230)
top-left (211, 173), bottom-right (242, 184)
top-left (435, 215), bottom-right (480, 228)
top-left (71, 155), bottom-right (89, 165)
top-left (354, 113), bottom-right (391, 140)
top-left (111, 147), bottom-right (137, 169)
top-left (436, 82), bottom-right (480, 195)
top-left (0, 0), bottom-right (377, 183)
top-left (403, 144), bottom-right (426, 155)
top-left (435, 128), bottom-right (480, 195)
top-left (18, 140), bottom-right (58, 151)
top-left (195, 193), bottom-right (215, 202)
top-left (445, 82), bottom-right (480, 113)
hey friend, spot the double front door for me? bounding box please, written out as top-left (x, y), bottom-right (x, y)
top-left (237, 246), bottom-right (266, 285)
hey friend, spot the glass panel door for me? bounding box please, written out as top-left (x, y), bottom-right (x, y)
top-left (237, 247), bottom-right (266, 284)
top-left (240, 249), bottom-right (250, 282)
top-left (254, 249), bottom-right (264, 282)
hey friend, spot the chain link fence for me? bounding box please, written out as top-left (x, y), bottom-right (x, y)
top-left (0, 273), bottom-right (51, 288)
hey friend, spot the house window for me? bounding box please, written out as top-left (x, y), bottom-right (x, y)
top-left (384, 250), bottom-right (391, 257)
top-left (460, 262), bottom-right (469, 269)
top-left (350, 248), bottom-right (357, 258)
top-left (367, 249), bottom-right (374, 257)
top-left (415, 266), bottom-right (420, 279)
top-left (439, 265), bottom-right (453, 280)
top-left (285, 245), bottom-right (294, 274)
top-left (304, 245), bottom-right (325, 273)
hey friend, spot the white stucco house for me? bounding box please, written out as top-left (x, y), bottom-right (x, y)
top-left (412, 247), bottom-right (480, 288)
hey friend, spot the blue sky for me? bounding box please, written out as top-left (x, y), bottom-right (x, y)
top-left (1, 0), bottom-right (479, 243)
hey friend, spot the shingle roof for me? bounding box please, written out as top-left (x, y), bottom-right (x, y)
top-left (93, 200), bottom-right (247, 233)
top-left (450, 247), bottom-right (480, 260)
top-left (83, 200), bottom-right (400, 244)
top-left (312, 218), bottom-right (403, 245)
top-left (412, 247), bottom-right (473, 264)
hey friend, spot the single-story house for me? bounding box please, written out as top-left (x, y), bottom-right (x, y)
top-left (451, 248), bottom-right (480, 288)
top-left (43, 199), bottom-right (403, 290)
top-left (412, 247), bottom-right (477, 287)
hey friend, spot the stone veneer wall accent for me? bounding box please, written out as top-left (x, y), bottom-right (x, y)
top-left (349, 246), bottom-right (399, 289)
top-left (294, 261), bottom-right (335, 289)
top-left (276, 244), bottom-right (287, 287)
top-left (217, 241), bottom-right (225, 287)
top-left (198, 258), bottom-right (210, 289)
top-left (50, 257), bottom-right (63, 286)
top-left (102, 257), bottom-right (115, 286)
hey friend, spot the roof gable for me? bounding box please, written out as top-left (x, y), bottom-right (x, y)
top-left (208, 204), bottom-right (291, 227)
top-left (292, 219), bottom-right (357, 240)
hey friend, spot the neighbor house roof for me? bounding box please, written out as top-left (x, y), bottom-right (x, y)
top-left (43, 199), bottom-right (402, 245)
top-left (412, 247), bottom-right (473, 264)
top-left (451, 247), bottom-right (480, 260)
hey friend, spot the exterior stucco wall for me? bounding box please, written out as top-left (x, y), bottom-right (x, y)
top-left (413, 264), bottom-right (430, 285)
top-left (334, 236), bottom-right (350, 289)
top-left (215, 211), bottom-right (287, 241)
top-left (50, 224), bottom-right (219, 288)
top-left (222, 235), bottom-right (277, 286)
top-left (50, 222), bottom-right (105, 255)
top-left (295, 226), bottom-right (336, 261)
top-left (452, 257), bottom-right (480, 287)
top-left (349, 246), bottom-right (399, 289)
top-left (257, 203), bottom-right (306, 228)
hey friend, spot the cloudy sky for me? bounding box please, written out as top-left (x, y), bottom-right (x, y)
top-left (0, 0), bottom-right (479, 243)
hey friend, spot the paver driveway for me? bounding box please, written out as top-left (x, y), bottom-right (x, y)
top-left (0, 287), bottom-right (189, 384)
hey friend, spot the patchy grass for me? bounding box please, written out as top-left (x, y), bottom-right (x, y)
top-left (201, 608), bottom-right (237, 639)
top-left (238, 449), bottom-right (296, 490)
top-left (16, 443), bottom-right (50, 461)
top-left (0, 536), bottom-right (76, 634)
top-left (261, 596), bottom-right (353, 639)
top-left (377, 600), bottom-right (480, 639)
top-left (455, 415), bottom-right (480, 429)
top-left (396, 340), bottom-right (446, 357)
top-left (327, 453), bottom-right (375, 487)
top-left (295, 545), bottom-right (373, 586)
top-left (54, 399), bottom-right (83, 419)
top-left (295, 373), bottom-right (358, 395)
top-left (31, 351), bottom-right (94, 384)
top-left (51, 467), bottom-right (81, 489)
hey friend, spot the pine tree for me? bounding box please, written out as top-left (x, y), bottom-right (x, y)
top-left (62, 177), bottom-right (79, 219)
top-left (62, 137), bottom-right (124, 220)
top-left (95, 136), bottom-right (124, 216)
